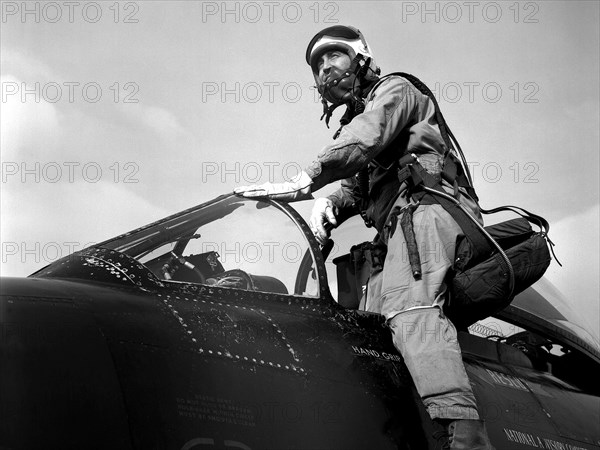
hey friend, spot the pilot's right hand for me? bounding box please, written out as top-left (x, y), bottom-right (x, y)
top-left (309, 197), bottom-right (338, 245)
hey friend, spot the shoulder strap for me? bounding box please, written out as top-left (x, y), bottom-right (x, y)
top-left (382, 73), bottom-right (454, 152)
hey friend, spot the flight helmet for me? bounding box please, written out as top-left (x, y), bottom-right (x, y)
top-left (305, 25), bottom-right (380, 107)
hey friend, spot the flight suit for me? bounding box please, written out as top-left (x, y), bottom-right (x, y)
top-left (305, 75), bottom-right (482, 421)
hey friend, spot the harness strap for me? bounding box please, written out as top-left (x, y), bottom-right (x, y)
top-left (390, 72), bottom-right (477, 193)
top-left (478, 204), bottom-right (560, 266)
top-left (357, 167), bottom-right (375, 227)
top-left (399, 204), bottom-right (422, 279)
top-left (407, 161), bottom-right (492, 255)
top-left (421, 185), bottom-right (516, 299)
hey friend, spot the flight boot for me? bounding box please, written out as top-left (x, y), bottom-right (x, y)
top-left (432, 419), bottom-right (495, 450)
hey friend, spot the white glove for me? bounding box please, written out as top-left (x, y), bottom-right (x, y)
top-left (234, 170), bottom-right (313, 203)
top-left (309, 197), bottom-right (338, 245)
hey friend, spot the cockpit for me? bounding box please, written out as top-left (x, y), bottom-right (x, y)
top-left (99, 195), bottom-right (322, 298)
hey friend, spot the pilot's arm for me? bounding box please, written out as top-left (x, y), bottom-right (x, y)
top-left (235, 77), bottom-right (418, 201)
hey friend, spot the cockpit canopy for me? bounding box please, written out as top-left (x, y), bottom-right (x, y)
top-left (98, 195), bottom-right (322, 298)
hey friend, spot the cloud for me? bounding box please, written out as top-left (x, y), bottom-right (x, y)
top-left (0, 48), bottom-right (58, 81)
top-left (1, 74), bottom-right (62, 161)
top-left (117, 103), bottom-right (193, 144)
top-left (1, 180), bottom-right (170, 277)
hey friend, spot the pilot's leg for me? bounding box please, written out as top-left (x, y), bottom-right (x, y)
top-left (388, 307), bottom-right (479, 419)
top-left (369, 202), bottom-right (494, 449)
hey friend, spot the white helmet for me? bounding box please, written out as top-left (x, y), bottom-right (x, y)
top-left (305, 25), bottom-right (380, 82)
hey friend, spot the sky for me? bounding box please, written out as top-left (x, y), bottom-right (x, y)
top-left (1, 1), bottom-right (599, 340)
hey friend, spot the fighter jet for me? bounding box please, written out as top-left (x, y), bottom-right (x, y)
top-left (1, 194), bottom-right (599, 449)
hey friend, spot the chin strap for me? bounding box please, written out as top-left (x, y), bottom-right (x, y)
top-left (319, 98), bottom-right (343, 129)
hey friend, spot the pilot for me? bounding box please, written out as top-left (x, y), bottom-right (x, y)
top-left (235, 25), bottom-right (494, 449)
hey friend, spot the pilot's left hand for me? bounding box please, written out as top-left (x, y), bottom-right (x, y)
top-left (234, 170), bottom-right (314, 203)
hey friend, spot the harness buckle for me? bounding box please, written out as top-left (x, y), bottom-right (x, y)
top-left (360, 210), bottom-right (375, 228)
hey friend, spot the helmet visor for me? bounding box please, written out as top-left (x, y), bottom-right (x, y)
top-left (306, 25), bottom-right (364, 73)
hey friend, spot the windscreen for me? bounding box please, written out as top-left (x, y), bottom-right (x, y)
top-left (101, 196), bottom-right (320, 297)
